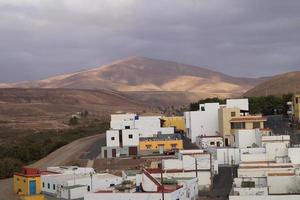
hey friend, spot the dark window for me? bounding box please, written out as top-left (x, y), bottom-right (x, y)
top-left (253, 122), bottom-right (261, 129)
top-left (231, 112), bottom-right (236, 117)
top-left (53, 184), bottom-right (55, 190)
top-left (125, 126), bottom-right (130, 129)
top-left (42, 182), bottom-right (45, 188)
top-left (171, 144), bottom-right (177, 149)
top-left (110, 183), bottom-right (115, 187)
top-left (146, 145), bottom-right (152, 150)
top-left (128, 134), bottom-right (133, 139)
top-left (47, 183), bottom-right (50, 189)
top-left (231, 122), bottom-right (245, 129)
top-left (17, 178), bottom-right (19, 181)
top-left (296, 98), bottom-right (299, 104)
top-left (201, 106), bottom-right (205, 111)
top-left (87, 186), bottom-right (90, 191)
top-left (217, 142), bottom-right (220, 147)
top-left (23, 180), bottom-right (26, 183)
top-left (210, 141), bottom-right (215, 145)
top-left (111, 137), bottom-right (115, 141)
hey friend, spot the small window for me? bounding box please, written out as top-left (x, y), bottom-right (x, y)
top-left (146, 145), bottom-right (152, 150)
top-left (53, 184), bottom-right (56, 190)
top-left (23, 180), bottom-right (26, 183)
top-left (201, 106), bottom-right (205, 111)
top-left (231, 112), bottom-right (236, 117)
top-left (47, 183), bottom-right (50, 189)
top-left (111, 137), bottom-right (115, 141)
top-left (125, 126), bottom-right (130, 129)
top-left (87, 186), bottom-right (90, 192)
top-left (42, 182), bottom-right (45, 188)
top-left (110, 183), bottom-right (115, 187)
top-left (128, 134), bottom-right (133, 139)
top-left (17, 178), bottom-right (19, 181)
top-left (171, 144), bottom-right (177, 149)
top-left (253, 122), bottom-right (261, 129)
top-left (210, 141), bottom-right (215, 145)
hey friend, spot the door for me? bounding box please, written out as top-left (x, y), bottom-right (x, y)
top-left (225, 138), bottom-right (229, 147)
top-left (128, 147), bottom-right (138, 156)
top-left (29, 180), bottom-right (36, 195)
top-left (112, 149), bottom-right (116, 158)
top-left (104, 150), bottom-right (107, 158)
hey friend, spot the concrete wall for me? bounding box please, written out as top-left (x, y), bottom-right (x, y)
top-left (106, 130), bottom-right (120, 147)
top-left (268, 175), bottom-right (300, 194)
top-left (226, 99), bottom-right (249, 111)
top-left (60, 185), bottom-right (87, 200)
top-left (234, 129), bottom-right (261, 148)
top-left (288, 148), bottom-right (300, 164)
top-left (217, 148), bottom-right (240, 165)
top-left (184, 103), bottom-right (220, 143)
top-left (196, 136), bottom-right (224, 149)
top-left (122, 129), bottom-right (139, 146)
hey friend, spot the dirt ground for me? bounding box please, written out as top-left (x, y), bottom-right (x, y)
top-left (0, 178), bottom-right (19, 200)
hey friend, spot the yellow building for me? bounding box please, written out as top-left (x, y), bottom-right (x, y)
top-left (293, 94), bottom-right (300, 121)
top-left (14, 167), bottom-right (44, 200)
top-left (219, 107), bottom-right (267, 146)
top-left (162, 116), bottom-right (186, 133)
top-left (139, 135), bottom-right (183, 152)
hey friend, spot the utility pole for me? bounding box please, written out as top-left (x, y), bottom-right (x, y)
top-left (160, 163), bottom-right (165, 200)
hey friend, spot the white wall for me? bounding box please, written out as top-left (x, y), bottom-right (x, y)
top-left (288, 148), bottom-right (300, 164)
top-left (184, 103), bottom-right (220, 143)
top-left (226, 99), bottom-right (249, 111)
top-left (122, 129), bottom-right (139, 146)
top-left (106, 130), bottom-right (120, 147)
top-left (60, 185), bottom-right (87, 200)
top-left (235, 129), bottom-right (261, 148)
top-left (268, 175), bottom-right (300, 194)
top-left (196, 137), bottom-right (224, 149)
top-left (265, 143), bottom-right (288, 161)
top-left (217, 148), bottom-right (240, 165)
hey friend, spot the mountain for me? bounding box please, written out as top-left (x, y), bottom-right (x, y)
top-left (0, 56), bottom-right (266, 98)
top-left (244, 71), bottom-right (300, 97)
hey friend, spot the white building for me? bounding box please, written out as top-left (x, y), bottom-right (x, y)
top-left (147, 150), bottom-right (218, 191)
top-left (196, 136), bottom-right (224, 149)
top-left (184, 99), bottom-right (249, 143)
top-left (41, 173), bottom-right (122, 199)
top-left (84, 169), bottom-right (198, 200)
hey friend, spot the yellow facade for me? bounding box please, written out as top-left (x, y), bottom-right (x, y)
top-left (21, 194), bottom-right (45, 200)
top-left (293, 94), bottom-right (300, 120)
top-left (162, 116), bottom-right (186, 133)
top-left (218, 107), bottom-right (240, 146)
top-left (14, 174), bottom-right (42, 196)
top-left (139, 139), bottom-right (183, 151)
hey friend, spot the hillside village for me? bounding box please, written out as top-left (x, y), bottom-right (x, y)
top-left (11, 94), bottom-right (300, 200)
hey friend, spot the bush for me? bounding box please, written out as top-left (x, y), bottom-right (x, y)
top-left (0, 157), bottom-right (23, 178)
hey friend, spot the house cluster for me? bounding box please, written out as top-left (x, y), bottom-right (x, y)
top-left (287, 94), bottom-right (300, 126)
top-left (101, 114), bottom-right (185, 158)
top-left (184, 98), bottom-right (270, 147)
top-left (14, 162), bottom-right (201, 200)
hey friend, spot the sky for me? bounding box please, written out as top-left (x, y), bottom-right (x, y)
top-left (0, 0), bottom-right (300, 82)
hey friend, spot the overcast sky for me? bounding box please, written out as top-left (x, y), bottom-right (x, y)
top-left (0, 0), bottom-right (300, 82)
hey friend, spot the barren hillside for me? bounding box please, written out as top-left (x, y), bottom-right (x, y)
top-left (244, 71), bottom-right (300, 97)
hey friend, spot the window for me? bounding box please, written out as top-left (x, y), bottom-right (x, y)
top-left (231, 112), bottom-right (236, 117)
top-left (125, 126), bottom-right (130, 129)
top-left (296, 97), bottom-right (299, 104)
top-left (171, 144), bottom-right (177, 149)
top-left (146, 145), bottom-right (152, 150)
top-left (87, 186), bottom-right (90, 192)
top-left (111, 137), bottom-right (115, 141)
top-left (253, 122), bottom-right (261, 129)
top-left (201, 106), bottom-right (205, 111)
top-left (210, 141), bottom-right (215, 146)
top-left (17, 178), bottom-right (19, 181)
top-left (53, 184), bottom-right (56, 190)
top-left (42, 182), bottom-right (45, 188)
top-left (128, 134), bottom-right (133, 139)
top-left (47, 183), bottom-right (50, 189)
top-left (231, 122), bottom-right (245, 129)
top-left (110, 183), bottom-right (115, 187)
top-left (216, 142), bottom-right (220, 147)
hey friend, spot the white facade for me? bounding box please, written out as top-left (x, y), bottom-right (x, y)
top-left (84, 170), bottom-right (198, 200)
top-left (216, 148), bottom-right (240, 165)
top-left (288, 148), bottom-right (300, 164)
top-left (262, 135), bottom-right (291, 147)
top-left (234, 129), bottom-right (262, 148)
top-left (184, 99), bottom-right (249, 143)
top-left (196, 136), bottom-right (224, 149)
top-left (41, 173), bottom-right (122, 198)
top-left (106, 129), bottom-right (140, 147)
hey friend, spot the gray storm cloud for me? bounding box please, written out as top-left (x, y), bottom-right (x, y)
top-left (0, 0), bottom-right (299, 82)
